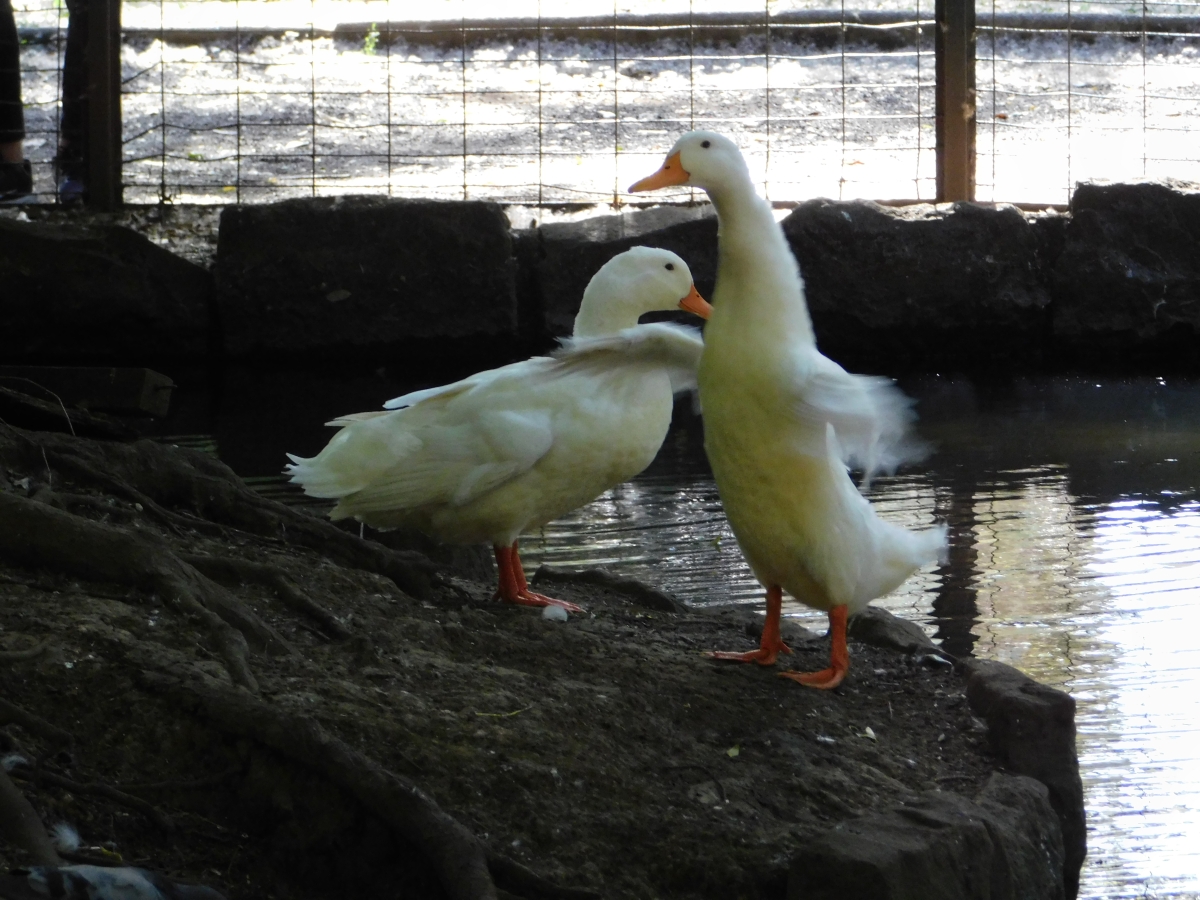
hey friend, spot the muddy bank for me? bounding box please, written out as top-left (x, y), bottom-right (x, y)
top-left (0, 425), bottom-right (1079, 898)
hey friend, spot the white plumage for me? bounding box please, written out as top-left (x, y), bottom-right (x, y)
top-left (287, 246), bottom-right (711, 611)
top-left (632, 131), bottom-right (946, 687)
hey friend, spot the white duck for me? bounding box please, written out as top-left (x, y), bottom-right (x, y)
top-left (287, 247), bottom-right (712, 612)
top-left (631, 131), bottom-right (946, 688)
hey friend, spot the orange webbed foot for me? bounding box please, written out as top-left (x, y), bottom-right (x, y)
top-left (704, 585), bottom-right (792, 666)
top-left (511, 590), bottom-right (585, 614)
top-left (492, 544), bottom-right (585, 614)
top-left (778, 605), bottom-right (850, 690)
top-left (777, 664), bottom-right (847, 690)
top-left (703, 641), bottom-right (792, 666)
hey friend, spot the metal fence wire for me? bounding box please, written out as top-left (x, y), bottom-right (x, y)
top-left (11, 0), bottom-right (1200, 207)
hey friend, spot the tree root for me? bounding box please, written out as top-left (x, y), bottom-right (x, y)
top-left (180, 554), bottom-right (352, 641)
top-left (0, 490), bottom-right (301, 693)
top-left (486, 854), bottom-right (602, 900)
top-left (0, 643), bottom-right (48, 663)
top-left (141, 670), bottom-right (498, 900)
top-left (1, 424), bottom-right (438, 600)
top-left (0, 699), bottom-right (74, 748)
top-left (6, 761), bottom-right (175, 833)
top-left (0, 767), bottom-right (63, 866)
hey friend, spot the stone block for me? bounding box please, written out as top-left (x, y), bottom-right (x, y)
top-left (780, 199), bottom-right (1054, 369)
top-left (215, 197), bottom-right (519, 360)
top-left (0, 218), bottom-right (211, 365)
top-left (962, 658), bottom-right (1085, 898)
top-left (1052, 181), bottom-right (1200, 357)
top-left (788, 774), bottom-right (1065, 900)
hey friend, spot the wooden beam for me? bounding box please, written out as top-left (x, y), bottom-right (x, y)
top-left (935, 0), bottom-right (976, 202)
top-left (85, 0), bottom-right (122, 210)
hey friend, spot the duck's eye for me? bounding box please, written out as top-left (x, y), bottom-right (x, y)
top-left (665, 263), bottom-right (675, 271)
top-left (701, 140), bottom-right (711, 148)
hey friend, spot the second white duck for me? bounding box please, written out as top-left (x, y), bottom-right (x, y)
top-left (287, 246), bottom-right (712, 612)
top-left (631, 131), bottom-right (946, 688)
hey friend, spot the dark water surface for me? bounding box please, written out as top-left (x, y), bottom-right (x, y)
top-left (207, 372), bottom-right (1200, 900)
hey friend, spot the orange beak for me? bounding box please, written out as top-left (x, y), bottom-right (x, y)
top-left (629, 152), bottom-right (690, 193)
top-left (678, 284), bottom-right (712, 319)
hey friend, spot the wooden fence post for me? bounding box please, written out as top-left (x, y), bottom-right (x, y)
top-left (86, 0), bottom-right (122, 209)
top-left (935, 0), bottom-right (976, 202)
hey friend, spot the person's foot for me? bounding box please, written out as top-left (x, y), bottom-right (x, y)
top-left (54, 155), bottom-right (85, 205)
top-left (0, 160), bottom-right (33, 202)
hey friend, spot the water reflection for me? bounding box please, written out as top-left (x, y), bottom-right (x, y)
top-left (517, 376), bottom-right (1200, 900)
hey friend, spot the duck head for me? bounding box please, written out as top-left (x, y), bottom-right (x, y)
top-left (628, 131), bottom-right (751, 198)
top-left (572, 246), bottom-right (712, 338)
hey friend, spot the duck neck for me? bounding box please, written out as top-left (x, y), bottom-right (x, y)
top-left (708, 178), bottom-right (815, 345)
top-left (572, 292), bottom-right (641, 338)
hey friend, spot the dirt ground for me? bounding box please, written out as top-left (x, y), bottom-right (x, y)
top-left (0, 423), bottom-right (997, 900)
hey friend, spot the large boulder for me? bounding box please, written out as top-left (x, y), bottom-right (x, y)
top-left (781, 200), bottom-right (1055, 370)
top-left (215, 197), bottom-right (519, 360)
top-left (533, 205), bottom-right (717, 338)
top-left (787, 773), bottom-right (1065, 900)
top-left (1052, 181), bottom-right (1200, 360)
top-left (962, 658), bottom-right (1086, 899)
top-left (0, 218), bottom-right (211, 366)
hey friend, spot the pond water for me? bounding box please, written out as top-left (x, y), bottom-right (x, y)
top-left (513, 374), bottom-right (1200, 900)
top-left (212, 371), bottom-right (1200, 900)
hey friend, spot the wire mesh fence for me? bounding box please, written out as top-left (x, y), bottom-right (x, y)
top-left (977, 0), bottom-right (1200, 203)
top-left (9, 1), bottom-right (1200, 207)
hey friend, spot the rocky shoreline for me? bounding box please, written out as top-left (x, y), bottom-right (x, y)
top-left (0, 425), bottom-right (1082, 898)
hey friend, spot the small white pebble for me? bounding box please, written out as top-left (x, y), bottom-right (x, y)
top-left (938, 733), bottom-right (947, 743)
top-left (863, 726), bottom-right (877, 741)
top-left (134, 502), bottom-right (143, 512)
top-left (63, 661), bottom-right (74, 669)
top-left (816, 735), bottom-right (836, 746)
top-left (541, 605), bottom-right (569, 623)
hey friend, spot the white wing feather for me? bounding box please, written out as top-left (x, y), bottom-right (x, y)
top-left (786, 350), bottom-right (927, 485)
top-left (553, 322), bottom-right (704, 393)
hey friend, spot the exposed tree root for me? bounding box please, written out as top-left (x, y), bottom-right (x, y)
top-left (180, 554), bottom-right (352, 641)
top-left (0, 643), bottom-right (48, 663)
top-left (0, 699), bottom-right (74, 749)
top-left (141, 670), bottom-right (499, 900)
top-left (486, 854), bottom-right (602, 900)
top-left (0, 767), bottom-right (62, 866)
top-left (6, 760), bottom-right (175, 833)
top-left (1, 424), bottom-right (438, 599)
top-left (0, 490), bottom-right (292, 692)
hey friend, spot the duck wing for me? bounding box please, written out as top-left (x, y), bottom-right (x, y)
top-left (786, 350), bottom-right (927, 485)
top-left (287, 357), bottom-right (567, 517)
top-left (553, 322), bottom-right (704, 393)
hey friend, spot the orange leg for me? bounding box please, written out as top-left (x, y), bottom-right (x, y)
top-left (704, 584), bottom-right (792, 666)
top-left (492, 542), bottom-right (584, 614)
top-left (778, 605), bottom-right (849, 689)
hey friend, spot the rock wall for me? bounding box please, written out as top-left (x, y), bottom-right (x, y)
top-left (214, 197), bottom-right (519, 360)
top-left (0, 217), bottom-right (212, 366)
top-left (2, 181), bottom-right (1196, 373)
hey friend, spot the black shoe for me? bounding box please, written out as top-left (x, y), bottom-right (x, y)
top-left (0, 159), bottom-right (33, 202)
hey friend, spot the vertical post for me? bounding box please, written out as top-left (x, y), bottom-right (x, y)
top-left (86, 0), bottom-right (121, 209)
top-left (935, 0), bottom-right (975, 202)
